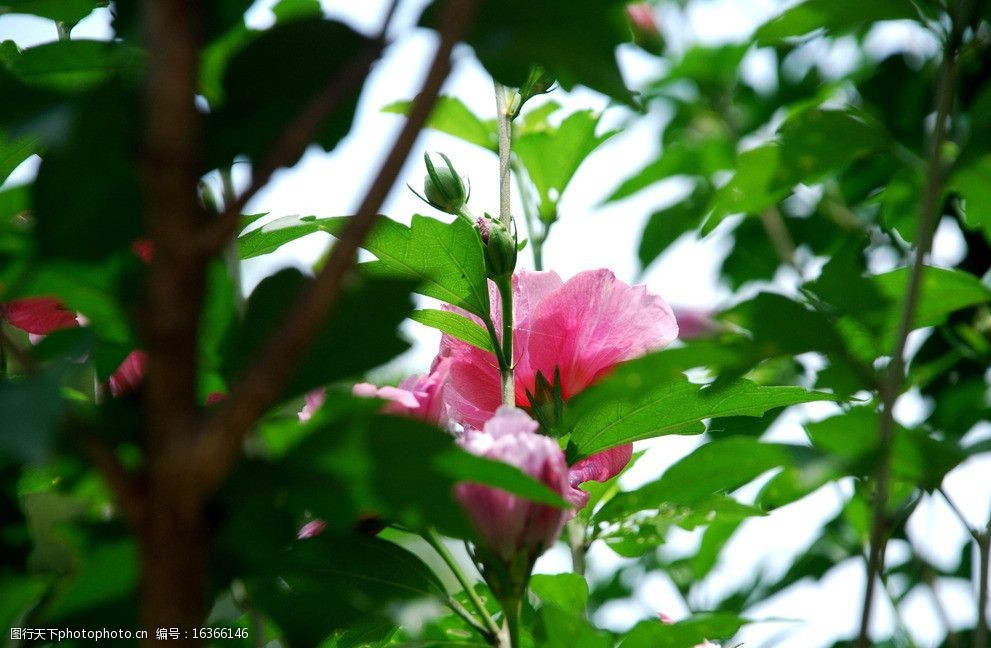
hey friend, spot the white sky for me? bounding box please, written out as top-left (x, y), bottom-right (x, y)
top-left (1, 1), bottom-right (988, 646)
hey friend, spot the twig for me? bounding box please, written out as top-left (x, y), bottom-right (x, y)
top-left (938, 486), bottom-right (981, 542)
top-left (196, 0), bottom-right (478, 488)
top-left (422, 527), bottom-right (501, 641)
top-left (978, 520), bottom-right (991, 648)
top-left (758, 207), bottom-right (799, 275)
top-left (857, 6), bottom-right (968, 643)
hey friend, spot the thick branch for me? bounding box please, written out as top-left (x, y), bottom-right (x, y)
top-left (856, 9), bottom-right (967, 644)
top-left (196, 0), bottom-right (478, 489)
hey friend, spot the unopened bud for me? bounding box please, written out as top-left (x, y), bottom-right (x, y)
top-left (481, 217), bottom-right (517, 279)
top-left (422, 152), bottom-right (468, 216)
top-left (626, 3), bottom-right (664, 56)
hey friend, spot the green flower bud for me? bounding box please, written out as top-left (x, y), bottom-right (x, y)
top-left (421, 152), bottom-right (468, 216)
top-left (477, 216), bottom-right (517, 279)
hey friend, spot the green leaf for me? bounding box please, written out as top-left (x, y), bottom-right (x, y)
top-left (6, 40), bottom-right (146, 93)
top-left (638, 183), bottom-right (710, 270)
top-left (531, 573), bottom-right (589, 616)
top-left (248, 533), bottom-right (446, 646)
top-left (536, 603), bottom-right (611, 648)
top-left (0, 132), bottom-right (37, 185)
top-left (426, 0), bottom-right (633, 105)
top-left (564, 352), bottom-right (840, 460)
top-left (620, 613), bottom-right (747, 648)
top-left (33, 83), bottom-right (143, 261)
top-left (950, 154), bottom-right (991, 241)
top-left (237, 214), bottom-right (344, 259)
top-left (0, 366), bottom-right (66, 465)
top-left (383, 95), bottom-right (496, 152)
top-left (362, 215), bottom-right (491, 318)
top-left (0, 0), bottom-right (102, 24)
top-left (206, 18), bottom-right (370, 169)
top-left (755, 0), bottom-right (919, 45)
top-left (596, 438), bottom-right (824, 523)
top-left (513, 109), bottom-right (618, 219)
top-left (872, 266), bottom-right (991, 350)
top-left (225, 269), bottom-right (413, 398)
top-left (410, 309), bottom-right (493, 353)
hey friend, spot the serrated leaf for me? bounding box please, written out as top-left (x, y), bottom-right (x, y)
top-left (237, 214), bottom-right (344, 259)
top-left (620, 613), bottom-right (747, 648)
top-left (410, 309), bottom-right (493, 353)
top-left (755, 0), bottom-right (919, 45)
top-left (513, 109), bottom-right (617, 218)
top-left (362, 215), bottom-right (491, 318)
top-left (383, 95), bottom-right (496, 152)
top-left (564, 352), bottom-right (840, 460)
top-left (7, 40), bottom-right (146, 93)
top-left (0, 0), bottom-right (102, 24)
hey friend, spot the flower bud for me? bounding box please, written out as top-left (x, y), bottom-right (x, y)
top-left (626, 3), bottom-right (664, 56)
top-left (481, 217), bottom-right (517, 280)
top-left (421, 152), bottom-right (468, 216)
top-left (455, 407), bottom-right (570, 565)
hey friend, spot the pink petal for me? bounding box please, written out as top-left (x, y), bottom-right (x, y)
top-left (521, 269), bottom-right (677, 399)
top-left (298, 388), bottom-right (326, 422)
top-left (455, 407), bottom-right (571, 562)
top-left (1, 297), bottom-right (79, 335)
top-left (567, 444), bottom-right (633, 508)
top-left (674, 306), bottom-right (722, 339)
top-left (108, 350), bottom-right (147, 398)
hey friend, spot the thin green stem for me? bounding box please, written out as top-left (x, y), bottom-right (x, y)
top-left (567, 518), bottom-right (587, 577)
top-left (496, 275), bottom-right (514, 407)
top-left (219, 168), bottom-right (245, 314)
top-left (510, 158), bottom-right (544, 270)
top-left (503, 597), bottom-right (522, 648)
top-left (56, 21), bottom-right (71, 40)
top-left (858, 5), bottom-right (970, 642)
top-left (494, 82), bottom-right (512, 230)
top-left (977, 523), bottom-right (990, 648)
top-left (423, 528), bottom-right (502, 640)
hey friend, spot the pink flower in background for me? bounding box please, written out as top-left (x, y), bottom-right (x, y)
top-left (107, 350), bottom-right (148, 398)
top-left (455, 407), bottom-right (571, 563)
top-left (441, 269), bottom-right (677, 501)
top-left (351, 356), bottom-right (451, 425)
top-left (297, 389), bottom-right (326, 423)
top-left (673, 307), bottom-right (723, 339)
top-left (297, 519), bottom-right (326, 539)
top-left (626, 3), bottom-right (664, 55)
top-left (1, 297), bottom-right (80, 342)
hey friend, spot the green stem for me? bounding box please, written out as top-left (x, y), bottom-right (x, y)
top-left (503, 597), bottom-right (522, 648)
top-left (494, 82), bottom-right (512, 230)
top-left (977, 524), bottom-right (990, 648)
top-left (496, 275), bottom-right (514, 407)
top-left (566, 518), bottom-right (587, 577)
top-left (423, 528), bottom-right (502, 640)
top-left (858, 4), bottom-right (969, 643)
top-left (219, 168), bottom-right (245, 314)
top-left (56, 21), bottom-right (71, 40)
top-left (510, 157), bottom-right (545, 271)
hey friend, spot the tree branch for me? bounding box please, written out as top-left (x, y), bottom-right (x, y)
top-left (856, 6), bottom-right (969, 643)
top-left (196, 0), bottom-right (478, 489)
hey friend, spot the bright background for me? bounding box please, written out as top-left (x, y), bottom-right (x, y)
top-left (2, 1), bottom-right (988, 645)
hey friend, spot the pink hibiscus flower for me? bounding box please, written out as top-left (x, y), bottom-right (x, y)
top-left (440, 269), bottom-right (677, 505)
top-left (350, 356), bottom-right (451, 425)
top-left (455, 407), bottom-right (571, 563)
